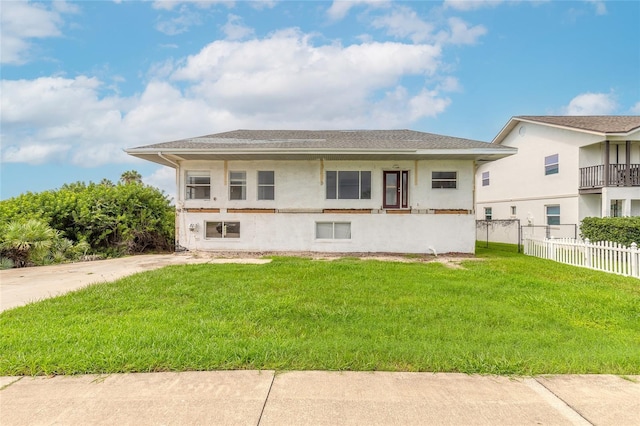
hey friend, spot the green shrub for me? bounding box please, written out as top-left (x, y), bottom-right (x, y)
top-left (580, 217), bottom-right (640, 246)
top-left (0, 172), bottom-right (175, 262)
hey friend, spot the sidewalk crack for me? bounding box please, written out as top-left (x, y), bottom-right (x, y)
top-left (256, 372), bottom-right (275, 426)
top-left (526, 378), bottom-right (593, 425)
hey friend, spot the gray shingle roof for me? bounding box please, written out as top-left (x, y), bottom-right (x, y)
top-left (131, 129), bottom-right (502, 151)
top-left (515, 116), bottom-right (640, 134)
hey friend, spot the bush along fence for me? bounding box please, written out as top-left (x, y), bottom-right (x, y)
top-left (524, 237), bottom-right (639, 279)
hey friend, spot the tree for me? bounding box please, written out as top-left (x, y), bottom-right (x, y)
top-left (120, 170), bottom-right (142, 185)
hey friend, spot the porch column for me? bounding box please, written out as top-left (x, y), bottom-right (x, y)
top-left (603, 140), bottom-right (610, 186)
top-left (625, 140), bottom-right (631, 186)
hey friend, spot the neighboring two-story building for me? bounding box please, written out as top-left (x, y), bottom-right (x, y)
top-left (476, 116), bottom-right (640, 231)
top-left (127, 129), bottom-right (515, 254)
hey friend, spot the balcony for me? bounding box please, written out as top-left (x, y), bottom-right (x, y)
top-left (580, 164), bottom-right (640, 192)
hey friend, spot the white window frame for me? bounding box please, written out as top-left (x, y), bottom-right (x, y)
top-left (545, 154), bottom-right (559, 175)
top-left (484, 207), bottom-right (492, 220)
top-left (205, 221), bottom-right (241, 239)
top-left (432, 171), bottom-right (457, 189)
top-left (229, 171), bottom-right (247, 200)
top-left (315, 222), bottom-right (351, 239)
top-left (257, 171), bottom-right (275, 201)
top-left (546, 205), bottom-right (560, 225)
top-left (482, 171), bottom-right (490, 187)
top-left (185, 171), bottom-right (210, 200)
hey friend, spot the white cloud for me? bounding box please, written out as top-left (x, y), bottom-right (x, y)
top-left (221, 14), bottom-right (255, 40)
top-left (439, 17), bottom-right (487, 45)
top-left (156, 6), bottom-right (202, 35)
top-left (1, 144), bottom-right (71, 165)
top-left (170, 29), bottom-right (445, 126)
top-left (585, 0), bottom-right (607, 15)
top-left (370, 7), bottom-right (486, 46)
top-left (443, 0), bottom-right (504, 12)
top-left (630, 102), bottom-right (640, 114)
top-left (327, 0), bottom-right (390, 21)
top-left (152, 0), bottom-right (230, 11)
top-left (564, 92), bottom-right (617, 115)
top-left (1, 28), bottom-right (455, 166)
top-left (0, 0), bottom-right (78, 64)
top-left (371, 6), bottom-right (435, 43)
top-left (144, 167), bottom-right (177, 202)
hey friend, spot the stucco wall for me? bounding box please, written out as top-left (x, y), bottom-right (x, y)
top-left (175, 159), bottom-right (477, 253)
top-left (475, 122), bottom-right (605, 225)
top-left (179, 212), bottom-right (476, 254)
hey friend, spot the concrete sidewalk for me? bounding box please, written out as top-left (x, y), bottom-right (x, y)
top-left (1, 371), bottom-right (638, 425)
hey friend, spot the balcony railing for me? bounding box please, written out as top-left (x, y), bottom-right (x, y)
top-left (580, 164), bottom-right (640, 189)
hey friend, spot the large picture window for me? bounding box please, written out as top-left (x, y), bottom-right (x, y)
top-left (432, 171), bottom-right (457, 189)
top-left (316, 222), bottom-right (351, 239)
top-left (229, 171), bottom-right (246, 200)
top-left (326, 171), bottom-right (371, 199)
top-left (186, 171), bottom-right (210, 200)
top-left (205, 221), bottom-right (240, 238)
top-left (545, 154), bottom-right (559, 175)
top-left (257, 171), bottom-right (275, 200)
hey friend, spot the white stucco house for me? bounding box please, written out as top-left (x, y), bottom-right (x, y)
top-left (476, 116), bottom-right (640, 231)
top-left (127, 129), bottom-right (515, 254)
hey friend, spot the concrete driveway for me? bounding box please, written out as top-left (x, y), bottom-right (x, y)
top-left (0, 254), bottom-right (270, 312)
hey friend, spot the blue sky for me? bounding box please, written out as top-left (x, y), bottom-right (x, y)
top-left (1, 0), bottom-right (639, 200)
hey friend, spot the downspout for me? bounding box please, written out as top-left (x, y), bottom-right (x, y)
top-left (158, 152), bottom-right (182, 252)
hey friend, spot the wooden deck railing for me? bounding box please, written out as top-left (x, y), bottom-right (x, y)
top-left (579, 164), bottom-right (640, 188)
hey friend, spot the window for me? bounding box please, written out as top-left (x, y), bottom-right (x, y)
top-left (510, 206), bottom-right (517, 216)
top-left (545, 154), bottom-right (559, 175)
top-left (610, 200), bottom-right (622, 217)
top-left (546, 205), bottom-right (560, 225)
top-left (484, 207), bottom-right (492, 220)
top-left (482, 171), bottom-right (490, 186)
top-left (316, 222), bottom-right (351, 239)
top-left (326, 171), bottom-right (371, 199)
top-left (229, 171), bottom-right (246, 200)
top-left (205, 221), bottom-right (240, 238)
top-left (432, 171), bottom-right (457, 189)
top-left (257, 171), bottom-right (275, 200)
top-left (186, 171), bottom-right (210, 200)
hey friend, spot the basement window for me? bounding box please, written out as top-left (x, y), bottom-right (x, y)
top-left (316, 222), bottom-right (351, 239)
top-left (205, 221), bottom-right (240, 238)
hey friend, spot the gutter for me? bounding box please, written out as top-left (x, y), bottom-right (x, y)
top-left (158, 152), bottom-right (179, 168)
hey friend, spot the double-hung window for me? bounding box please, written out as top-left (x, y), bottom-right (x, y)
top-left (546, 205), bottom-right (560, 225)
top-left (316, 222), bottom-right (351, 239)
top-left (326, 171), bottom-right (371, 199)
top-left (484, 207), bottom-right (492, 220)
top-left (482, 171), bottom-right (490, 186)
top-left (545, 154), bottom-right (559, 175)
top-left (186, 171), bottom-right (210, 200)
top-left (229, 171), bottom-right (246, 200)
top-left (432, 171), bottom-right (457, 189)
top-left (257, 171), bottom-right (275, 200)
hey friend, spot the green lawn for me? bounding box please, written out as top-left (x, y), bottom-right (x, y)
top-left (1, 244), bottom-right (639, 376)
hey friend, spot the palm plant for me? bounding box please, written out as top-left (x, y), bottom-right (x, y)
top-left (0, 220), bottom-right (58, 267)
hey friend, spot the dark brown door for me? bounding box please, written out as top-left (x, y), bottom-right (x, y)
top-left (384, 171), bottom-right (400, 208)
top-left (383, 171), bottom-right (408, 209)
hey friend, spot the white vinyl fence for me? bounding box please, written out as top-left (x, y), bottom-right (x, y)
top-left (524, 237), bottom-right (640, 279)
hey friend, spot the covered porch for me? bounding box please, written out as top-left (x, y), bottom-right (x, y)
top-left (579, 140), bottom-right (640, 194)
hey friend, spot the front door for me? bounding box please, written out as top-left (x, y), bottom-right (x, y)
top-left (383, 171), bottom-right (408, 209)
